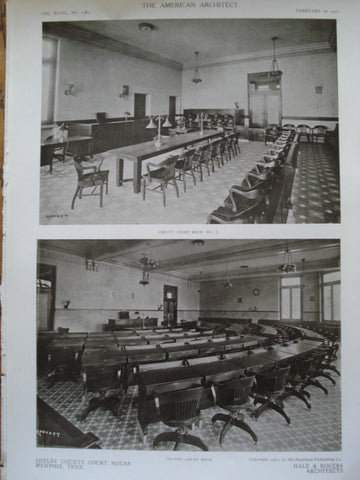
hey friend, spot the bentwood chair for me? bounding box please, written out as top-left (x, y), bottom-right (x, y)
top-left (296, 124), bottom-right (312, 142)
top-left (142, 155), bottom-right (179, 207)
top-left (253, 365), bottom-right (291, 424)
top-left (175, 149), bottom-right (197, 192)
top-left (211, 375), bottom-right (258, 445)
top-left (71, 156), bottom-right (109, 209)
top-left (153, 386), bottom-right (208, 451)
top-left (312, 125), bottom-right (328, 143)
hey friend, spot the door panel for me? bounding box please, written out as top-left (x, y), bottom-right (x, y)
top-left (249, 94), bottom-right (265, 127)
top-left (267, 93), bottom-right (281, 125)
top-left (134, 93), bottom-right (146, 119)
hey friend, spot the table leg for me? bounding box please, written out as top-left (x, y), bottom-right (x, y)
top-left (133, 160), bottom-right (142, 194)
top-left (116, 157), bottom-right (124, 187)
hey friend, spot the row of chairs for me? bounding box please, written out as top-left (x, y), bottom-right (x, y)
top-left (141, 132), bottom-right (241, 207)
top-left (153, 344), bottom-right (339, 450)
top-left (207, 129), bottom-right (294, 223)
top-left (266, 124), bottom-right (328, 144)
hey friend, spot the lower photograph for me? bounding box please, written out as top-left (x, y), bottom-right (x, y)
top-left (37, 239), bottom-right (341, 452)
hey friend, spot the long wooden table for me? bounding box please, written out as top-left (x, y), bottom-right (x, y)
top-left (136, 339), bottom-right (324, 440)
top-left (107, 129), bottom-right (223, 193)
top-left (41, 135), bottom-right (92, 173)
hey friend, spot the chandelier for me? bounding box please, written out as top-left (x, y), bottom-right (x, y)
top-left (269, 36), bottom-right (282, 77)
top-left (138, 250), bottom-right (158, 286)
top-left (192, 51), bottom-right (202, 84)
top-left (276, 244), bottom-right (296, 273)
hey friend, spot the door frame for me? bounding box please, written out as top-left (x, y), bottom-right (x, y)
top-left (37, 263), bottom-right (56, 330)
top-left (248, 72), bottom-right (282, 128)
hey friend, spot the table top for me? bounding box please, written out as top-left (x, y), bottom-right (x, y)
top-left (107, 129), bottom-right (222, 161)
top-left (41, 135), bottom-right (92, 147)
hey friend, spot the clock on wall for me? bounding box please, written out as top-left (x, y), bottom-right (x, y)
top-left (253, 288), bottom-right (260, 296)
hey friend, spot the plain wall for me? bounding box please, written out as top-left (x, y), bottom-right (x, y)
top-left (53, 36), bottom-right (182, 121)
top-left (182, 50), bottom-right (338, 128)
top-left (38, 249), bottom-right (199, 332)
top-left (200, 276), bottom-right (280, 323)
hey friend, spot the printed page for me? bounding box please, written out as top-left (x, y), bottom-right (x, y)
top-left (3, 0), bottom-right (360, 479)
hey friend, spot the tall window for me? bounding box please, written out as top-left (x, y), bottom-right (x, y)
top-left (281, 277), bottom-right (301, 321)
top-left (322, 271), bottom-right (340, 321)
top-left (42, 36), bottom-right (58, 124)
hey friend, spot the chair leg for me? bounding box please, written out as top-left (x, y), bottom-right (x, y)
top-left (78, 187), bottom-right (83, 199)
top-left (254, 400), bottom-right (270, 419)
top-left (199, 164), bottom-right (203, 182)
top-left (182, 432), bottom-right (208, 451)
top-left (219, 418), bottom-right (233, 445)
top-left (212, 412), bottom-right (230, 424)
top-left (142, 178), bottom-right (146, 201)
top-left (106, 176), bottom-right (109, 195)
top-left (316, 372), bottom-right (336, 386)
top-left (153, 431), bottom-right (177, 448)
top-left (270, 403), bottom-right (291, 424)
top-left (233, 418), bottom-right (258, 444)
top-left (191, 169), bottom-right (196, 186)
top-left (162, 183), bottom-right (166, 207)
top-left (173, 178), bottom-right (179, 198)
top-left (302, 379), bottom-right (328, 395)
top-left (183, 172), bottom-right (186, 193)
top-left (71, 186), bottom-right (80, 209)
top-left (100, 182), bottom-right (103, 207)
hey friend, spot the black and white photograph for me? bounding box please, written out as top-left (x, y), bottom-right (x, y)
top-left (37, 239), bottom-right (341, 451)
top-left (40, 19), bottom-right (340, 225)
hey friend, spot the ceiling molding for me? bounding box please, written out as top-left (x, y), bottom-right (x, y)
top-left (156, 239), bottom-right (339, 273)
top-left (43, 22), bottom-right (183, 71)
top-left (194, 258), bottom-right (340, 283)
top-left (183, 42), bottom-right (333, 69)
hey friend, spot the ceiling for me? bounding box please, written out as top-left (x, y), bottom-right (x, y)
top-left (52, 19), bottom-right (335, 67)
top-left (39, 239), bottom-right (340, 281)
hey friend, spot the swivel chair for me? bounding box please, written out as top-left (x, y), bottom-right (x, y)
top-left (153, 386), bottom-right (208, 451)
top-left (211, 375), bottom-right (257, 445)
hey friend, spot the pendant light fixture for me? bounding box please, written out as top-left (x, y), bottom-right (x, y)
top-left (269, 36), bottom-right (282, 77)
top-left (276, 242), bottom-right (296, 273)
top-left (192, 51), bottom-right (202, 84)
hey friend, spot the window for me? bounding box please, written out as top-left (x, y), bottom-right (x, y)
top-left (322, 271), bottom-right (340, 321)
top-left (42, 36), bottom-right (58, 124)
top-left (281, 276), bottom-right (301, 321)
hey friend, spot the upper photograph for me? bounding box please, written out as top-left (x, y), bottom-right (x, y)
top-left (40, 19), bottom-right (339, 225)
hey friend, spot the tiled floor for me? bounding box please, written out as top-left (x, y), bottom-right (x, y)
top-left (37, 356), bottom-right (341, 452)
top-left (287, 142), bottom-right (340, 224)
top-left (40, 140), bottom-right (340, 225)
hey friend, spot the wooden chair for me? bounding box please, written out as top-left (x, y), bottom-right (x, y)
top-left (312, 125), bottom-right (328, 143)
top-left (71, 156), bottom-right (109, 209)
top-left (175, 149), bottom-right (197, 192)
top-left (142, 155), bottom-right (179, 207)
top-left (211, 375), bottom-right (257, 445)
top-left (253, 365), bottom-right (291, 424)
top-left (193, 145), bottom-right (212, 180)
top-left (296, 124), bottom-right (312, 142)
top-left (153, 386), bottom-right (208, 451)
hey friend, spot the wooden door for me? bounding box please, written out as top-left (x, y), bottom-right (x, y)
top-left (169, 96), bottom-right (176, 125)
top-left (37, 263), bottom-right (56, 330)
top-left (267, 93), bottom-right (281, 125)
top-left (163, 285), bottom-right (178, 327)
top-left (249, 94), bottom-right (266, 127)
top-left (134, 93), bottom-right (146, 119)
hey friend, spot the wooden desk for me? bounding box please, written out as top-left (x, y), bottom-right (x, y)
top-left (41, 136), bottom-right (92, 173)
top-left (107, 129), bottom-right (223, 193)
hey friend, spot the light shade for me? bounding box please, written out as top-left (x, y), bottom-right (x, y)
top-left (192, 51), bottom-right (202, 84)
top-left (163, 116), bottom-right (172, 127)
top-left (146, 117), bottom-right (156, 129)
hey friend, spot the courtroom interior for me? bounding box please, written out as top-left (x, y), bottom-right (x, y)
top-left (40, 19), bottom-right (339, 224)
top-left (37, 239), bottom-right (341, 451)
